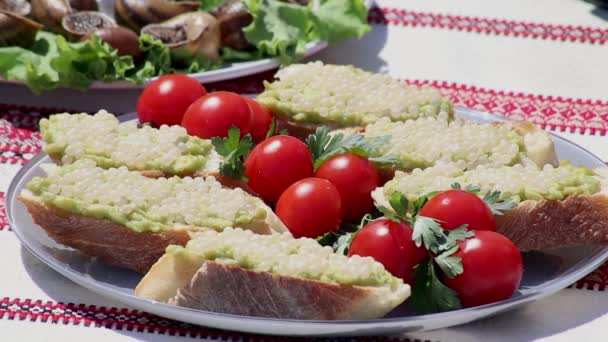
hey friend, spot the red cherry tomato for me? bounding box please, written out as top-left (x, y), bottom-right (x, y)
top-left (137, 74), bottom-right (206, 127)
top-left (315, 153), bottom-right (381, 222)
top-left (443, 231), bottom-right (523, 307)
top-left (245, 98), bottom-right (273, 143)
top-left (419, 190), bottom-right (496, 231)
top-left (348, 218), bottom-right (427, 283)
top-left (244, 135), bottom-right (314, 203)
top-left (276, 178), bottom-right (342, 238)
top-left (181, 91), bottom-right (251, 139)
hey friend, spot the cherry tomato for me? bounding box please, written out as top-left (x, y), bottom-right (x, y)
top-left (443, 230), bottom-right (523, 307)
top-left (245, 98), bottom-right (273, 143)
top-left (137, 74), bottom-right (206, 127)
top-left (276, 178), bottom-right (342, 238)
top-left (348, 218), bottom-right (427, 283)
top-left (181, 91), bottom-right (251, 139)
top-left (315, 153), bottom-right (381, 222)
top-left (419, 190), bottom-right (496, 231)
top-left (244, 135), bottom-right (314, 202)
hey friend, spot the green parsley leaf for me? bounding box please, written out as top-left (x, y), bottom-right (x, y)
top-left (389, 192), bottom-right (409, 219)
top-left (451, 182), bottom-right (480, 194)
top-left (435, 245), bottom-right (464, 278)
top-left (316, 232), bottom-right (338, 247)
top-left (377, 206), bottom-right (402, 223)
top-left (411, 191), bottom-right (440, 219)
top-left (305, 127), bottom-right (397, 170)
top-left (334, 233), bottom-right (353, 255)
top-left (483, 190), bottom-right (517, 215)
top-left (410, 261), bottom-right (462, 314)
top-left (265, 118), bottom-right (278, 140)
top-left (211, 127), bottom-right (253, 181)
top-left (412, 216), bottom-right (447, 253)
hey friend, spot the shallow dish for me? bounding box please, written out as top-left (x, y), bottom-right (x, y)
top-left (7, 107), bottom-right (608, 337)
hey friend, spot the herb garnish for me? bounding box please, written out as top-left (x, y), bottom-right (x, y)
top-left (305, 127), bottom-right (398, 170)
top-left (211, 127), bottom-right (253, 181)
top-left (450, 182), bottom-right (517, 215)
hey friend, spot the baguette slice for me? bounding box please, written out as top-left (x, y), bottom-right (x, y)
top-left (41, 111), bottom-right (221, 176)
top-left (19, 160), bottom-right (287, 273)
top-left (136, 228), bottom-right (410, 320)
top-left (363, 119), bottom-right (557, 171)
top-left (372, 162), bottom-right (608, 251)
top-left (257, 62), bottom-right (453, 138)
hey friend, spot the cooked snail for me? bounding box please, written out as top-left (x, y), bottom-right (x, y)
top-left (69, 0), bottom-right (98, 11)
top-left (83, 26), bottom-right (142, 60)
top-left (62, 11), bottom-right (116, 41)
top-left (114, 0), bottom-right (200, 32)
top-left (0, 0), bottom-right (30, 16)
top-left (211, 0), bottom-right (253, 51)
top-left (141, 11), bottom-right (221, 64)
top-left (31, 0), bottom-right (73, 33)
top-left (0, 9), bottom-right (43, 47)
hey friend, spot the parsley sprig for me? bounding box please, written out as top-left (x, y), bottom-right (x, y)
top-left (211, 127), bottom-right (253, 181)
top-left (316, 214), bottom-right (374, 255)
top-left (379, 191), bottom-right (473, 314)
top-left (305, 127), bottom-right (398, 170)
top-left (450, 182), bottom-right (517, 215)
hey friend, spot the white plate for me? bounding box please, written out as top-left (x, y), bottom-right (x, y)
top-left (1, 0), bottom-right (373, 90)
top-left (7, 107), bottom-right (608, 337)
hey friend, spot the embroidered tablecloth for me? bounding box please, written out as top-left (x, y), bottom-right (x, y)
top-left (1, 0), bottom-right (607, 340)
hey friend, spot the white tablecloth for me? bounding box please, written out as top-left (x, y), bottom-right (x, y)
top-left (1, 0), bottom-right (608, 341)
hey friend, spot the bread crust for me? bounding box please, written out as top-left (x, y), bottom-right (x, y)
top-left (165, 261), bottom-right (406, 320)
top-left (496, 193), bottom-right (608, 251)
top-left (18, 195), bottom-right (191, 273)
top-left (18, 194), bottom-right (286, 273)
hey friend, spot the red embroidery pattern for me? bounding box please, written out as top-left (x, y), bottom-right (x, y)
top-left (0, 120), bottom-right (42, 165)
top-left (408, 80), bottom-right (608, 135)
top-left (0, 193), bottom-right (7, 231)
top-left (369, 7), bottom-right (608, 45)
top-left (575, 262), bottom-right (608, 291)
top-left (0, 297), bottom-right (433, 341)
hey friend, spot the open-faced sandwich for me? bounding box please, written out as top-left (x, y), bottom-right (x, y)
top-left (19, 159), bottom-right (286, 273)
top-left (257, 62), bottom-right (454, 138)
top-left (136, 228), bottom-right (410, 320)
top-left (41, 111), bottom-right (221, 178)
top-left (372, 162), bottom-right (608, 251)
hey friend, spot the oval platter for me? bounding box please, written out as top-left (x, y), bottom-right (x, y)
top-left (7, 107), bottom-right (608, 337)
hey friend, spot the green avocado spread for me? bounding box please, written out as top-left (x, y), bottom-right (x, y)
top-left (41, 112), bottom-right (213, 174)
top-left (25, 161), bottom-right (266, 234)
top-left (384, 161), bottom-right (602, 203)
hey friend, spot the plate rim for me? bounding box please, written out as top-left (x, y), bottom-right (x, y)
top-left (7, 107), bottom-right (608, 337)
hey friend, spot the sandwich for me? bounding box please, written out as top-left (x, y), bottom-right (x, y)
top-left (363, 118), bottom-right (557, 173)
top-left (41, 111), bottom-right (222, 178)
top-left (372, 162), bottom-right (608, 251)
top-left (135, 228), bottom-right (410, 320)
top-left (18, 160), bottom-right (287, 273)
top-left (257, 62), bottom-right (453, 139)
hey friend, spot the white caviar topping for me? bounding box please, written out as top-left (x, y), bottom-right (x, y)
top-left (31, 160), bottom-right (267, 232)
top-left (41, 111), bottom-right (215, 173)
top-left (365, 118), bottom-right (526, 169)
top-left (258, 62), bottom-right (452, 126)
top-left (184, 228), bottom-right (397, 286)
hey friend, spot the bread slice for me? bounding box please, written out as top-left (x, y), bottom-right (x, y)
top-left (19, 161), bottom-right (287, 273)
top-left (41, 111), bottom-right (222, 175)
top-left (372, 163), bottom-right (608, 251)
top-left (19, 195), bottom-right (191, 273)
top-left (136, 228), bottom-right (410, 320)
top-left (257, 62), bottom-right (453, 135)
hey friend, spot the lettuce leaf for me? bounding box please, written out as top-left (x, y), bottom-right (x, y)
top-left (0, 31), bottom-right (143, 94)
top-left (242, 0), bottom-right (370, 63)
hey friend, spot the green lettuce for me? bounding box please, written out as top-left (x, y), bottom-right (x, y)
top-left (0, 1), bottom-right (370, 93)
top-left (0, 32), bottom-right (144, 94)
top-left (242, 0), bottom-right (370, 63)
